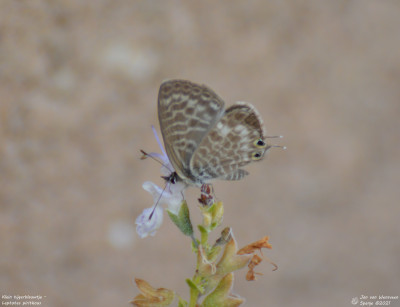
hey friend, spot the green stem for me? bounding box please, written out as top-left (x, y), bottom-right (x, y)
top-left (191, 234), bottom-right (199, 248)
top-left (188, 286), bottom-right (199, 307)
top-left (200, 227), bottom-right (209, 246)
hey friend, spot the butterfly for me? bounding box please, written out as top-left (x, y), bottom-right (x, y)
top-left (157, 79), bottom-right (273, 187)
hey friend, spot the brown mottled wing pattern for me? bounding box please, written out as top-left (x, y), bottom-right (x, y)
top-left (190, 102), bottom-right (269, 184)
top-left (158, 80), bottom-right (225, 183)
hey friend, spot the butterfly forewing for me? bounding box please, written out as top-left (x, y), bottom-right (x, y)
top-left (158, 80), bottom-right (225, 182)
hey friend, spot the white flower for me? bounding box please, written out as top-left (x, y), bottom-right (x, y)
top-left (136, 126), bottom-right (187, 238)
top-left (135, 204), bottom-right (163, 238)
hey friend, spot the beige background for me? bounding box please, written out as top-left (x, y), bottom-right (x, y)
top-left (1, 1), bottom-right (399, 306)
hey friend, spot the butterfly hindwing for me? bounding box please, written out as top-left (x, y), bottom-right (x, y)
top-left (189, 102), bottom-right (268, 184)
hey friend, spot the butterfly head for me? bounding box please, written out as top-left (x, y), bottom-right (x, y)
top-left (161, 171), bottom-right (179, 185)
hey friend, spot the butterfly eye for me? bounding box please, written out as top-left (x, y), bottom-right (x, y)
top-left (253, 139), bottom-right (266, 148)
top-left (252, 151), bottom-right (263, 160)
top-left (165, 172), bottom-right (178, 184)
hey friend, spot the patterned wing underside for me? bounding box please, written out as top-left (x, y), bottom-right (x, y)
top-left (158, 80), bottom-right (225, 181)
top-left (189, 102), bottom-right (268, 185)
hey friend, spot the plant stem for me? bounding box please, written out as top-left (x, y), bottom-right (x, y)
top-left (188, 286), bottom-right (199, 307)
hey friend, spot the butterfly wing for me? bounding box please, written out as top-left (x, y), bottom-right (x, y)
top-left (158, 80), bottom-right (225, 183)
top-left (190, 102), bottom-right (270, 184)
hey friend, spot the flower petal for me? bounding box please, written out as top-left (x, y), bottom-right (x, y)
top-left (135, 206), bottom-right (163, 238)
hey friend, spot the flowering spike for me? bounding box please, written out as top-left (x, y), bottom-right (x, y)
top-left (136, 126), bottom-right (278, 306)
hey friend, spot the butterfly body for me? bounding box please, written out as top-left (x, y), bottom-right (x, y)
top-left (158, 80), bottom-right (271, 187)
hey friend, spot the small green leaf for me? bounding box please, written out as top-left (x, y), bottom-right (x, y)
top-left (186, 278), bottom-right (204, 294)
top-left (177, 296), bottom-right (188, 307)
top-left (167, 210), bottom-right (180, 226)
top-left (179, 201), bottom-right (193, 234)
top-left (205, 203), bottom-right (216, 213)
top-left (198, 225), bottom-right (209, 234)
top-left (167, 201), bottom-right (194, 237)
top-left (197, 225), bottom-right (209, 246)
top-left (210, 222), bottom-right (218, 230)
top-left (211, 201), bottom-right (224, 228)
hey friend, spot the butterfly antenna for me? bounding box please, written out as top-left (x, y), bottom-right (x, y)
top-left (140, 150), bottom-right (174, 173)
top-left (140, 150), bottom-right (162, 165)
top-left (265, 135), bottom-right (286, 150)
top-left (271, 145), bottom-right (287, 150)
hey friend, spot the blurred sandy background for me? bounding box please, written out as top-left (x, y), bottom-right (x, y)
top-left (1, 1), bottom-right (399, 306)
